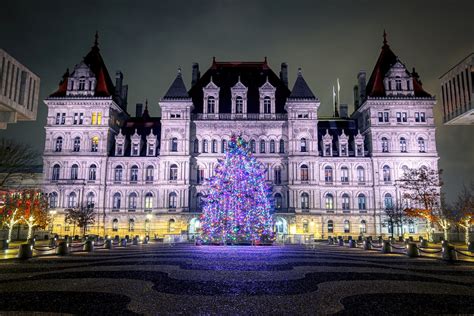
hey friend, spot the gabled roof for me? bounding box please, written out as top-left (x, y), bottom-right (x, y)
top-left (366, 31), bottom-right (431, 98)
top-left (49, 68), bottom-right (69, 97)
top-left (188, 58), bottom-right (291, 113)
top-left (162, 69), bottom-right (190, 100)
top-left (289, 68), bottom-right (317, 100)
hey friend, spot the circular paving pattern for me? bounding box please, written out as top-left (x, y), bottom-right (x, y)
top-left (0, 243), bottom-right (473, 315)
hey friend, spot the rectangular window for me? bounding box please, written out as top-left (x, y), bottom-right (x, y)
top-left (378, 112), bottom-right (383, 122)
top-left (148, 143), bottom-right (154, 156)
top-left (197, 169), bottom-right (204, 184)
top-left (91, 112), bottom-right (97, 125)
top-left (415, 112), bottom-right (420, 122)
top-left (116, 144), bottom-right (123, 156)
top-left (73, 113), bottom-right (78, 125)
top-left (61, 113), bottom-right (66, 125)
top-left (383, 112), bottom-right (389, 122)
top-left (55, 113), bottom-right (61, 125)
top-left (396, 112), bottom-right (401, 122)
top-left (274, 168), bottom-right (281, 185)
top-left (79, 113), bottom-right (84, 125)
top-left (402, 112), bottom-right (407, 122)
top-left (97, 112), bottom-right (102, 125)
top-left (420, 112), bottom-right (426, 122)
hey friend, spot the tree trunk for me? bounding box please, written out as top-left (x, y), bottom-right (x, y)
top-left (443, 228), bottom-right (449, 242)
top-left (465, 220), bottom-right (471, 245)
top-left (27, 224), bottom-right (33, 240)
top-left (7, 226), bottom-right (14, 242)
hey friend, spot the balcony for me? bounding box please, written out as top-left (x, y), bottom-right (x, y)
top-left (192, 113), bottom-right (288, 121)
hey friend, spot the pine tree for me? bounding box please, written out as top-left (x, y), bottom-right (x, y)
top-left (200, 135), bottom-right (274, 244)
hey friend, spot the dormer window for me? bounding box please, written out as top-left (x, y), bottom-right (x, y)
top-left (132, 143), bottom-right (139, 156)
top-left (259, 78), bottom-right (276, 114)
top-left (66, 61), bottom-right (96, 97)
top-left (236, 97), bottom-right (243, 114)
top-left (395, 77), bottom-right (402, 90)
top-left (263, 96), bottom-right (271, 114)
top-left (203, 78), bottom-right (220, 114)
top-left (207, 97), bottom-right (215, 113)
top-left (79, 78), bottom-right (86, 91)
top-left (384, 61), bottom-right (414, 96)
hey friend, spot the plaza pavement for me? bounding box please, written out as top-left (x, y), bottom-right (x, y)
top-left (0, 242), bottom-right (473, 315)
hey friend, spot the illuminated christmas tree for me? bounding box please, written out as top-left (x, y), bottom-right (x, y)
top-left (200, 135), bottom-right (274, 244)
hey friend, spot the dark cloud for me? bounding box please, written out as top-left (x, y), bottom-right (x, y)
top-left (1, 0), bottom-right (473, 202)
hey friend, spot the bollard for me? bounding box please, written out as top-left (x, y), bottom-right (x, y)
top-left (49, 237), bottom-right (57, 248)
top-left (114, 235), bottom-right (120, 241)
top-left (442, 241), bottom-right (457, 261)
top-left (358, 235), bottom-right (363, 242)
top-left (363, 240), bottom-right (372, 250)
top-left (1, 240), bottom-right (9, 250)
top-left (381, 240), bottom-right (392, 253)
top-left (404, 238), bottom-right (410, 245)
top-left (83, 240), bottom-right (94, 252)
top-left (398, 236), bottom-right (404, 242)
top-left (420, 239), bottom-right (428, 248)
top-left (143, 237), bottom-right (148, 245)
top-left (27, 238), bottom-right (36, 246)
top-left (105, 239), bottom-right (113, 249)
top-left (348, 240), bottom-right (356, 248)
top-left (468, 242), bottom-right (474, 253)
top-left (409, 236), bottom-right (414, 242)
top-left (56, 241), bottom-right (70, 256)
top-left (120, 238), bottom-right (127, 247)
top-left (125, 235), bottom-right (130, 242)
top-left (406, 242), bottom-right (420, 258)
top-left (328, 237), bottom-right (334, 245)
top-left (378, 236), bottom-right (383, 244)
top-left (338, 238), bottom-right (344, 246)
top-left (18, 243), bottom-right (33, 260)
top-left (132, 237), bottom-right (139, 245)
top-left (348, 236), bottom-right (353, 241)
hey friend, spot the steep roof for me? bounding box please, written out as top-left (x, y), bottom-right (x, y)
top-left (188, 58), bottom-right (291, 113)
top-left (289, 69), bottom-right (317, 100)
top-left (162, 70), bottom-right (190, 100)
top-left (49, 68), bottom-right (70, 97)
top-left (366, 32), bottom-right (431, 98)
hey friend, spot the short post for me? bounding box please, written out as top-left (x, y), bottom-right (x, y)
top-left (56, 241), bottom-right (70, 256)
top-left (406, 242), bottom-right (419, 258)
top-left (27, 238), bottom-right (36, 246)
top-left (348, 236), bottom-right (353, 241)
top-left (338, 238), bottom-right (344, 246)
top-left (363, 239), bottom-right (372, 250)
top-left (120, 238), bottom-right (127, 247)
top-left (467, 241), bottom-right (474, 253)
top-left (378, 236), bottom-right (383, 244)
top-left (114, 235), bottom-right (120, 241)
top-left (125, 235), bottom-right (130, 242)
top-left (105, 239), bottom-right (113, 249)
top-left (133, 236), bottom-right (139, 245)
top-left (348, 239), bottom-right (356, 248)
top-left (328, 237), bottom-right (334, 245)
top-left (49, 237), bottom-right (57, 248)
top-left (381, 240), bottom-right (392, 253)
top-left (143, 237), bottom-right (149, 244)
top-left (420, 238), bottom-right (428, 248)
top-left (18, 243), bottom-right (33, 260)
top-left (83, 240), bottom-right (94, 252)
top-left (358, 235), bottom-right (363, 242)
top-left (442, 241), bottom-right (457, 262)
top-left (398, 236), bottom-right (404, 242)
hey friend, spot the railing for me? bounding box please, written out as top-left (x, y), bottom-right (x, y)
top-left (192, 113), bottom-right (288, 121)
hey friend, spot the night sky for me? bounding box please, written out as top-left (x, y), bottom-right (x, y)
top-left (1, 0), bottom-right (473, 202)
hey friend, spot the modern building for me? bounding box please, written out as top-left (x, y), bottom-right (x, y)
top-left (42, 34), bottom-right (438, 240)
top-left (440, 53), bottom-right (474, 125)
top-left (0, 49), bottom-right (40, 129)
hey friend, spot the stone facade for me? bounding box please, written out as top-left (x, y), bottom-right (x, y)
top-left (42, 35), bottom-right (438, 240)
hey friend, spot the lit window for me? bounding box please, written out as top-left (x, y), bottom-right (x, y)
top-left (168, 219), bottom-right (176, 232)
top-left (327, 220), bottom-right (334, 233)
top-left (145, 192), bottom-right (153, 210)
top-left (360, 220), bottom-right (367, 233)
top-left (112, 219), bottom-right (118, 231)
top-left (344, 220), bottom-right (350, 233)
top-left (325, 194), bottom-right (334, 210)
top-left (91, 112), bottom-right (97, 125)
top-left (91, 136), bottom-right (99, 152)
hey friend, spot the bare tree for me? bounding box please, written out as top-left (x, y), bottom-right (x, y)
top-left (0, 138), bottom-right (39, 188)
top-left (454, 183), bottom-right (474, 244)
top-left (383, 202), bottom-right (406, 238)
top-left (64, 204), bottom-right (95, 237)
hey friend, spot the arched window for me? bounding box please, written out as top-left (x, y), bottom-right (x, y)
top-left (270, 140), bottom-right (275, 153)
top-left (383, 165), bottom-right (391, 182)
top-left (302, 219), bottom-right (309, 233)
top-left (344, 220), bottom-right (350, 233)
top-left (169, 164), bottom-right (178, 181)
top-left (49, 192), bottom-right (58, 208)
top-left (300, 138), bottom-right (307, 152)
top-left (68, 192), bottom-right (77, 208)
top-left (168, 219), bottom-right (176, 232)
top-left (260, 140), bottom-right (266, 153)
top-left (400, 137), bottom-right (407, 152)
top-left (55, 137), bottom-right (63, 152)
top-left (169, 192), bottom-right (177, 208)
top-left (418, 137), bottom-right (426, 152)
top-left (113, 193), bottom-right (121, 210)
top-left (112, 219), bottom-right (118, 232)
top-left (52, 164), bottom-right (60, 181)
top-left (73, 137), bottom-right (81, 152)
top-left (114, 166), bottom-right (123, 182)
top-left (274, 193), bottom-right (282, 210)
top-left (144, 192), bottom-right (153, 210)
top-left (263, 96), bottom-right (271, 114)
top-left (360, 220), bottom-right (367, 234)
top-left (212, 139), bottom-right (217, 153)
top-left (86, 192), bottom-right (95, 209)
top-left (207, 96), bottom-right (215, 113)
top-left (324, 166), bottom-right (333, 183)
top-left (301, 192), bottom-right (309, 209)
top-left (274, 166), bottom-right (282, 184)
top-left (384, 193), bottom-right (393, 209)
top-left (202, 140), bottom-right (208, 153)
top-left (358, 194), bottom-right (367, 210)
top-left (170, 137), bottom-right (178, 152)
top-left (300, 164), bottom-right (309, 181)
top-left (341, 167), bottom-right (349, 183)
top-left (236, 96), bottom-right (243, 113)
top-left (395, 77), bottom-right (402, 90)
top-left (248, 139), bottom-right (255, 153)
top-left (128, 219), bottom-right (135, 232)
top-left (70, 164), bottom-right (79, 180)
top-left (381, 137), bottom-right (389, 152)
top-left (325, 194), bottom-right (334, 210)
top-left (91, 136), bottom-right (99, 152)
top-left (193, 139), bottom-right (199, 153)
top-left (221, 139), bottom-right (227, 153)
top-left (357, 166), bottom-right (365, 183)
top-left (342, 193), bottom-right (350, 210)
top-left (89, 164), bottom-right (97, 181)
top-left (327, 220), bottom-right (334, 233)
top-left (146, 165), bottom-right (154, 182)
top-left (279, 139), bottom-right (285, 153)
top-left (130, 165), bottom-right (139, 182)
top-left (128, 193), bottom-right (138, 210)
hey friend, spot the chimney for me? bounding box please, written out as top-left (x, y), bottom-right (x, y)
top-left (357, 71), bottom-right (366, 103)
top-left (280, 63), bottom-right (288, 87)
top-left (353, 85), bottom-right (359, 109)
top-left (191, 63), bottom-right (200, 87)
top-left (339, 104), bottom-right (349, 118)
top-left (135, 103), bottom-right (143, 118)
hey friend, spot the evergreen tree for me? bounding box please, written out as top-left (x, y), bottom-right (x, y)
top-left (200, 135), bottom-right (274, 244)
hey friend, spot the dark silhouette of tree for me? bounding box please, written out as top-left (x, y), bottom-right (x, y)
top-left (64, 204), bottom-right (95, 237)
top-left (0, 138), bottom-right (39, 188)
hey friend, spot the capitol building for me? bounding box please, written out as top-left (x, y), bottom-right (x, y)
top-left (43, 34), bottom-right (438, 240)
